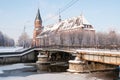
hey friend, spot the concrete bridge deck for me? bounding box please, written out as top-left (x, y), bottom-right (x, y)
top-left (76, 49), bottom-right (120, 65)
top-left (0, 47), bottom-right (120, 65)
top-left (36, 48), bottom-right (120, 65)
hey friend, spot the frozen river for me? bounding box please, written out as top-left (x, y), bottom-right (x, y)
top-left (0, 63), bottom-right (116, 80)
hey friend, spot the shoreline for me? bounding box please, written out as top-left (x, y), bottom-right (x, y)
top-left (0, 63), bottom-right (117, 80)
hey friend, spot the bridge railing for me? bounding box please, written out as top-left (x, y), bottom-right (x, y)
top-left (0, 47), bottom-right (35, 56)
top-left (35, 45), bottom-right (84, 49)
top-left (0, 45), bottom-right (120, 56)
top-left (34, 45), bottom-right (120, 51)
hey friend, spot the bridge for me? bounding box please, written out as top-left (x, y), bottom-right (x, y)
top-left (0, 47), bottom-right (120, 65)
top-left (0, 47), bottom-right (120, 77)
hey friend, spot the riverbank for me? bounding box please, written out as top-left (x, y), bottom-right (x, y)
top-left (0, 63), bottom-right (117, 80)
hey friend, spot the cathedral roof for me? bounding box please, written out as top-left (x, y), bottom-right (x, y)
top-left (35, 9), bottom-right (42, 22)
top-left (38, 14), bottom-right (94, 37)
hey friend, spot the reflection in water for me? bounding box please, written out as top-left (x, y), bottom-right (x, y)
top-left (37, 63), bottom-right (68, 72)
top-left (49, 65), bottom-right (68, 72)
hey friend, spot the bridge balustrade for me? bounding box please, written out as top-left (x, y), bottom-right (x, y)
top-left (34, 45), bottom-right (120, 51)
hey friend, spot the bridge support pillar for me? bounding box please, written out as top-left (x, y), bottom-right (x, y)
top-left (36, 51), bottom-right (50, 72)
top-left (118, 65), bottom-right (120, 79)
top-left (67, 53), bottom-right (86, 73)
top-left (119, 71), bottom-right (120, 78)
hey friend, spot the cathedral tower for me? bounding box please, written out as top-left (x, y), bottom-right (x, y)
top-left (33, 9), bottom-right (42, 47)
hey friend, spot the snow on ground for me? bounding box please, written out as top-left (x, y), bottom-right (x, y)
top-left (0, 71), bottom-right (104, 80)
top-left (0, 63), bottom-right (32, 74)
top-left (0, 47), bottom-right (28, 52)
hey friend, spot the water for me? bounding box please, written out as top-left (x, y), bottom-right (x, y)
top-left (49, 65), bottom-right (68, 72)
top-left (0, 63), bottom-right (116, 80)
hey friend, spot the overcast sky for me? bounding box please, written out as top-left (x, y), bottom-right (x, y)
top-left (0, 0), bottom-right (120, 42)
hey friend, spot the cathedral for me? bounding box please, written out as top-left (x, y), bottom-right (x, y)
top-left (33, 9), bottom-right (95, 47)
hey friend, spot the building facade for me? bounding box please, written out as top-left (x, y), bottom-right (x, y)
top-left (36, 13), bottom-right (95, 48)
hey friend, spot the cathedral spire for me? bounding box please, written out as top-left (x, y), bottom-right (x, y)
top-left (58, 9), bottom-right (61, 22)
top-left (35, 8), bottom-right (42, 23)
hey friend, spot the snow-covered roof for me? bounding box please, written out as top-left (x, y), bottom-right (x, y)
top-left (39, 14), bottom-right (94, 37)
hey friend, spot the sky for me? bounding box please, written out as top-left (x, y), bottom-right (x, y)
top-left (0, 0), bottom-right (120, 42)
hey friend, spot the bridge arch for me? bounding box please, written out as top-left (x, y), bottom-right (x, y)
top-left (48, 51), bottom-right (73, 62)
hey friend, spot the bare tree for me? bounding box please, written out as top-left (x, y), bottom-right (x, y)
top-left (96, 32), bottom-right (108, 49)
top-left (107, 30), bottom-right (118, 49)
top-left (0, 31), bottom-right (15, 47)
top-left (18, 32), bottom-right (32, 48)
top-left (117, 33), bottom-right (120, 49)
top-left (0, 31), bottom-right (4, 46)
